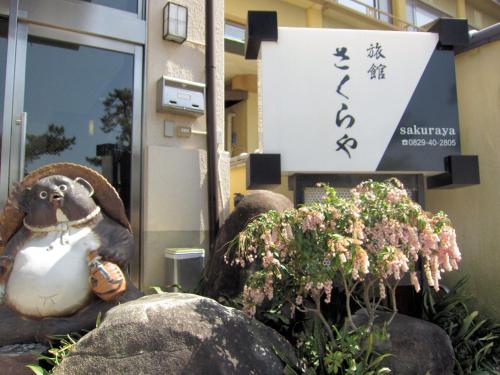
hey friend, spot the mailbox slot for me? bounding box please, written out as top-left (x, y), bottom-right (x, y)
top-left (157, 76), bottom-right (205, 117)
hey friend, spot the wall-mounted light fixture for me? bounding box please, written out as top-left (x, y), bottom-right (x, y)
top-left (163, 2), bottom-right (188, 43)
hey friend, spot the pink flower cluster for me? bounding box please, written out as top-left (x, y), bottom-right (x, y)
top-left (232, 179), bottom-right (461, 316)
top-left (298, 207), bottom-right (326, 232)
top-left (352, 247), bottom-right (369, 280)
top-left (367, 220), bottom-right (421, 261)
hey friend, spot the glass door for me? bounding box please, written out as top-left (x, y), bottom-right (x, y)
top-left (9, 24), bottom-right (142, 216)
top-left (14, 32), bottom-right (135, 214)
top-left (0, 0), bottom-right (144, 284)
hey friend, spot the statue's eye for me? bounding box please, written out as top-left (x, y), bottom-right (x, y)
top-left (39, 191), bottom-right (48, 199)
top-left (59, 184), bottom-right (67, 191)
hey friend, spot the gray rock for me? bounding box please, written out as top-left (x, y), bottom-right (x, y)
top-left (202, 190), bottom-right (293, 300)
top-left (353, 310), bottom-right (455, 375)
top-left (53, 293), bottom-right (296, 375)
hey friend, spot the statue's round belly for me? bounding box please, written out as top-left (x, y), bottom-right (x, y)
top-left (5, 227), bottom-right (100, 318)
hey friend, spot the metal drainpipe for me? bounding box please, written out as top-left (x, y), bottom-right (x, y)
top-left (205, 0), bottom-right (219, 255)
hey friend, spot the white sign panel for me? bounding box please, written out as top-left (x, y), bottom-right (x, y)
top-left (260, 27), bottom-right (442, 173)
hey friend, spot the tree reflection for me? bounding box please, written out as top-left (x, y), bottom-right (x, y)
top-left (25, 123), bottom-right (76, 164)
top-left (87, 88), bottom-right (132, 167)
top-left (101, 88), bottom-right (132, 147)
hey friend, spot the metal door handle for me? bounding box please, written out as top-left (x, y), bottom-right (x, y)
top-left (17, 112), bottom-right (27, 181)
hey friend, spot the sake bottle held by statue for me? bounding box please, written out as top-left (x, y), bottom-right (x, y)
top-left (87, 251), bottom-right (127, 301)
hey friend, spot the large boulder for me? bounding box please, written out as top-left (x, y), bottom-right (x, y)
top-left (53, 293), bottom-right (296, 375)
top-left (353, 310), bottom-right (454, 375)
top-left (202, 190), bottom-right (293, 300)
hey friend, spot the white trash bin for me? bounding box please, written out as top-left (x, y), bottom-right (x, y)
top-left (164, 248), bottom-right (205, 292)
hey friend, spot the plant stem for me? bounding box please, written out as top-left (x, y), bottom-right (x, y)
top-left (314, 296), bottom-right (335, 343)
top-left (342, 273), bottom-right (357, 329)
top-left (363, 278), bottom-right (376, 329)
top-left (388, 280), bottom-right (400, 325)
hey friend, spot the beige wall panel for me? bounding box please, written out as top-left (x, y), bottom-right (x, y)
top-left (145, 146), bottom-right (209, 232)
top-left (426, 41), bottom-right (500, 320)
top-left (144, 0), bottom-right (227, 288)
top-left (143, 146), bottom-right (209, 289)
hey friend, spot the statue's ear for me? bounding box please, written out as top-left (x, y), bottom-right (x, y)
top-left (12, 185), bottom-right (31, 213)
top-left (74, 177), bottom-right (94, 197)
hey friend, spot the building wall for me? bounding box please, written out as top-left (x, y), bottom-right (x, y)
top-left (143, 0), bottom-right (227, 290)
top-left (465, 5), bottom-right (498, 30)
top-left (227, 100), bottom-right (248, 156)
top-left (225, 0), bottom-right (307, 26)
top-left (426, 40), bottom-right (500, 320)
top-left (229, 162), bottom-right (246, 212)
top-left (420, 0), bottom-right (457, 17)
top-left (229, 161), bottom-right (294, 211)
top-left (246, 92), bottom-right (259, 153)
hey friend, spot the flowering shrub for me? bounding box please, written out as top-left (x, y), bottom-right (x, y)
top-left (230, 178), bottom-right (460, 330)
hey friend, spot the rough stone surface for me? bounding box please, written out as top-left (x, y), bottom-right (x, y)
top-left (53, 293), bottom-right (296, 375)
top-left (202, 190), bottom-right (293, 299)
top-left (353, 310), bottom-right (455, 375)
top-left (0, 343), bottom-right (48, 375)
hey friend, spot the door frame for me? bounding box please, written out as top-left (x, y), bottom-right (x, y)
top-left (0, 0), bottom-right (145, 286)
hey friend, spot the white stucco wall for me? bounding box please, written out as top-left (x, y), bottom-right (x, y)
top-left (143, 0), bottom-right (227, 290)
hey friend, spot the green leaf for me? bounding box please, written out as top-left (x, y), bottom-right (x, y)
top-left (474, 342), bottom-right (494, 368)
top-left (366, 354), bottom-right (393, 370)
top-left (95, 311), bottom-right (102, 328)
top-left (364, 331), bottom-right (374, 364)
top-left (456, 311), bottom-right (479, 339)
top-left (377, 368), bottom-right (392, 374)
top-left (463, 319), bottom-right (488, 341)
top-left (150, 286), bottom-right (165, 294)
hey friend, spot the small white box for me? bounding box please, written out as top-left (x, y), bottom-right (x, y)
top-left (164, 248), bottom-right (205, 292)
top-left (164, 120), bottom-right (175, 137)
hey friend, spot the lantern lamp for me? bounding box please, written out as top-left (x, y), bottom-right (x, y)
top-left (163, 2), bottom-right (188, 43)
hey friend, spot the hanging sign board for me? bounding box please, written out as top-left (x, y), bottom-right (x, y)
top-left (260, 27), bottom-right (461, 173)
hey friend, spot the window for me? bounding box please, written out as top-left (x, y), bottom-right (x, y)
top-left (338, 0), bottom-right (392, 23)
top-left (406, 0), bottom-right (447, 28)
top-left (225, 21), bottom-right (245, 42)
top-left (77, 0), bottom-right (138, 14)
top-left (224, 20), bottom-right (245, 55)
